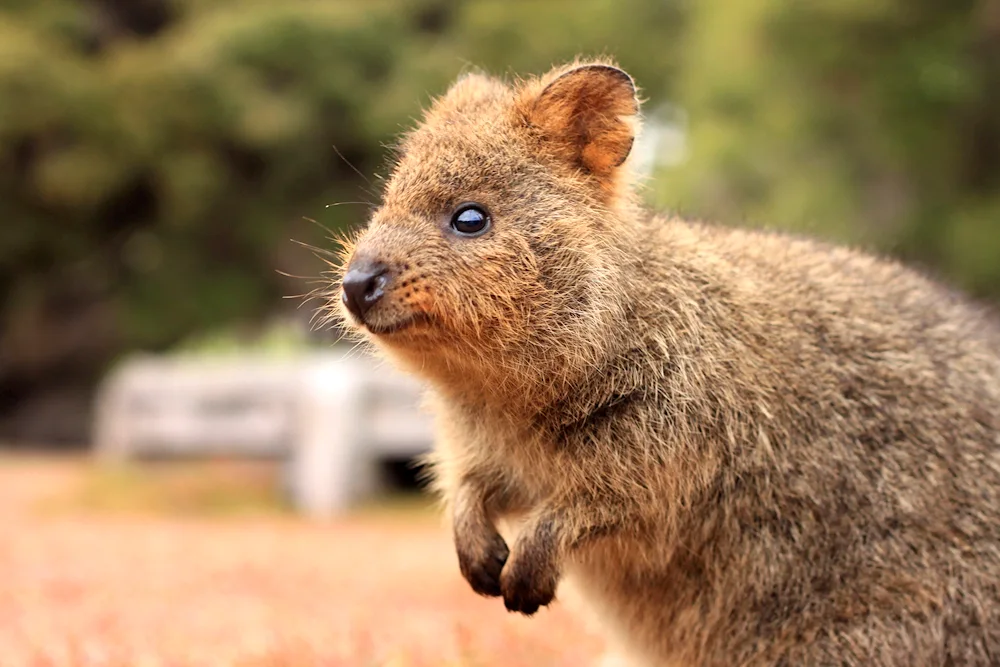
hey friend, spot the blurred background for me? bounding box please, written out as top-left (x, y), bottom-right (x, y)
top-left (3, 0), bottom-right (999, 447)
top-left (1, 1), bottom-right (998, 665)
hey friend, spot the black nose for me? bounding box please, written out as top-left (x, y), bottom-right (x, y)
top-left (342, 262), bottom-right (389, 320)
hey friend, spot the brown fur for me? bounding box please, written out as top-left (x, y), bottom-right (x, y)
top-left (327, 59), bottom-right (1000, 666)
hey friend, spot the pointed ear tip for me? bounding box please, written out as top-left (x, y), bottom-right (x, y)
top-left (567, 61), bottom-right (633, 79)
top-left (583, 63), bottom-right (634, 82)
top-left (548, 62), bottom-right (638, 99)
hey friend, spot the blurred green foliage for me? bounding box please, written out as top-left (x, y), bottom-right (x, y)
top-left (654, 0), bottom-right (1000, 296)
top-left (1, 0), bottom-right (997, 442)
top-left (174, 319), bottom-right (315, 358)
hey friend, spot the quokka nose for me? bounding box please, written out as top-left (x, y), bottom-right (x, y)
top-left (341, 262), bottom-right (389, 320)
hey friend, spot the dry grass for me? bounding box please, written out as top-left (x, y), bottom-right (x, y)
top-left (0, 454), bottom-right (602, 666)
top-left (39, 458), bottom-right (290, 517)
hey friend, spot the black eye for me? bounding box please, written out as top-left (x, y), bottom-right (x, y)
top-left (450, 203), bottom-right (491, 236)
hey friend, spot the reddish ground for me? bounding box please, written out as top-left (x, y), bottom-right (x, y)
top-left (0, 457), bottom-right (602, 666)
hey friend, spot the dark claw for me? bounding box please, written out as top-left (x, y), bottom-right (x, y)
top-left (458, 533), bottom-right (509, 598)
top-left (504, 592), bottom-right (542, 616)
top-left (500, 564), bottom-right (556, 616)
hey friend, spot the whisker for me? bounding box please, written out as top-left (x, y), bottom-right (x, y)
top-left (332, 144), bottom-right (373, 187)
top-left (289, 238), bottom-right (340, 259)
top-left (324, 201), bottom-right (375, 208)
top-left (274, 268), bottom-right (323, 281)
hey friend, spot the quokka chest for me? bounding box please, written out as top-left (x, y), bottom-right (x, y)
top-left (461, 417), bottom-right (567, 497)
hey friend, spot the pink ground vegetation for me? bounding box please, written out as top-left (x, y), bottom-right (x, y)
top-left (0, 458), bottom-right (602, 667)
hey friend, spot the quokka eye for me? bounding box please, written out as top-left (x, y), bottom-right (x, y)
top-left (450, 203), bottom-right (491, 236)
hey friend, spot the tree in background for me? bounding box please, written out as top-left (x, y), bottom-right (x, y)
top-left (1, 0), bottom-right (997, 444)
top-left (0, 0), bottom-right (681, 443)
top-left (656, 0), bottom-right (1000, 297)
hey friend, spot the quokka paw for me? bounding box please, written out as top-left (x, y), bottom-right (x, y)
top-left (456, 529), bottom-right (509, 598)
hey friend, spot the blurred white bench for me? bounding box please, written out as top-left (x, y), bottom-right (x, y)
top-left (92, 350), bottom-right (434, 518)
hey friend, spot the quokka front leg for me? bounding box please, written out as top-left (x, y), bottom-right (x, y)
top-left (454, 478), bottom-right (628, 616)
top-left (499, 509), bottom-right (563, 615)
top-left (452, 479), bottom-right (511, 598)
top-left (499, 497), bottom-right (629, 616)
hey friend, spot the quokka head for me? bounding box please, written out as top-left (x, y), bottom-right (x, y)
top-left (331, 60), bottom-right (644, 391)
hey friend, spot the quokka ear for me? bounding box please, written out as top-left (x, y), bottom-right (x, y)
top-left (527, 64), bottom-right (639, 177)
